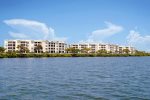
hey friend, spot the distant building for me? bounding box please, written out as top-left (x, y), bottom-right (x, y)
top-left (69, 43), bottom-right (135, 54)
top-left (4, 40), bottom-right (67, 53)
top-left (118, 45), bottom-right (135, 54)
top-left (4, 40), bottom-right (135, 54)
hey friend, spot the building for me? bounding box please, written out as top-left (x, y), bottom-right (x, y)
top-left (42, 40), bottom-right (67, 53)
top-left (118, 46), bottom-right (135, 54)
top-left (4, 40), bottom-right (33, 52)
top-left (69, 43), bottom-right (99, 53)
top-left (4, 40), bottom-right (67, 53)
top-left (69, 43), bottom-right (135, 54)
top-left (4, 40), bottom-right (135, 54)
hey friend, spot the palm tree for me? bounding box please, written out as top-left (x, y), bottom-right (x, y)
top-left (115, 50), bottom-right (119, 54)
top-left (123, 49), bottom-right (130, 54)
top-left (97, 49), bottom-right (107, 54)
top-left (81, 47), bottom-right (91, 53)
top-left (24, 47), bottom-right (29, 53)
top-left (65, 48), bottom-right (71, 53)
top-left (17, 45), bottom-right (29, 53)
top-left (34, 44), bottom-right (43, 53)
top-left (0, 47), bottom-right (5, 53)
top-left (65, 47), bottom-right (80, 54)
top-left (17, 45), bottom-right (22, 53)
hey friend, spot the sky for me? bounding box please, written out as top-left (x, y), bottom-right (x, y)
top-left (0, 0), bottom-right (150, 51)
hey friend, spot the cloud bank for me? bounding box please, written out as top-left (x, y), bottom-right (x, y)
top-left (127, 30), bottom-right (150, 51)
top-left (4, 19), bottom-right (67, 41)
top-left (87, 22), bottom-right (123, 42)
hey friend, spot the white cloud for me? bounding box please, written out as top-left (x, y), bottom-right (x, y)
top-left (4, 19), bottom-right (67, 41)
top-left (127, 30), bottom-right (150, 51)
top-left (9, 32), bottom-right (28, 38)
top-left (88, 21), bottom-right (123, 42)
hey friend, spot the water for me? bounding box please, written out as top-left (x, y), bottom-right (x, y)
top-left (0, 57), bottom-right (150, 100)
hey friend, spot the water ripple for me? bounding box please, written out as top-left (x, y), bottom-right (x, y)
top-left (0, 57), bottom-right (150, 100)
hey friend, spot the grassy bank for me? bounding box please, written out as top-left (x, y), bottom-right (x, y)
top-left (1, 52), bottom-right (150, 58)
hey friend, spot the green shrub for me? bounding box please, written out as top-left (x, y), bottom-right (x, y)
top-left (1, 52), bottom-right (150, 58)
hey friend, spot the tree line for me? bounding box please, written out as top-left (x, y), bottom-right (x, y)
top-left (0, 45), bottom-right (150, 58)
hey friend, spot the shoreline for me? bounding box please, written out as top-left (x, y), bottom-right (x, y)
top-left (1, 53), bottom-right (150, 58)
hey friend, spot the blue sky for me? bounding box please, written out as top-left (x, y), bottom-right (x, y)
top-left (0, 0), bottom-right (150, 51)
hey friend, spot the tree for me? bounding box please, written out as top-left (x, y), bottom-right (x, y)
top-left (0, 47), bottom-right (5, 53)
top-left (107, 51), bottom-right (112, 54)
top-left (97, 49), bottom-right (107, 54)
top-left (65, 48), bottom-right (70, 53)
top-left (81, 47), bottom-right (91, 53)
top-left (24, 47), bottom-right (29, 53)
top-left (123, 49), bottom-right (130, 54)
top-left (115, 50), bottom-right (119, 54)
top-left (17, 45), bottom-right (29, 53)
top-left (65, 47), bottom-right (80, 54)
top-left (73, 48), bottom-right (80, 54)
top-left (134, 50), bottom-right (148, 56)
top-left (34, 44), bottom-right (43, 53)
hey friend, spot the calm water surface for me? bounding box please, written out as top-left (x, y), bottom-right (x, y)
top-left (0, 57), bottom-right (150, 100)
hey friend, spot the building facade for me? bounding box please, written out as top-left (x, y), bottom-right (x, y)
top-left (69, 43), bottom-right (135, 54)
top-left (4, 40), bottom-right (67, 53)
top-left (4, 40), bottom-right (135, 54)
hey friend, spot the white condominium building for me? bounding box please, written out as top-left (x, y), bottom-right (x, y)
top-left (69, 43), bottom-right (135, 54)
top-left (118, 46), bottom-right (135, 54)
top-left (4, 40), bottom-right (67, 53)
top-left (4, 40), bottom-right (33, 52)
top-left (4, 40), bottom-right (135, 54)
top-left (43, 40), bottom-right (67, 53)
top-left (70, 43), bottom-right (99, 53)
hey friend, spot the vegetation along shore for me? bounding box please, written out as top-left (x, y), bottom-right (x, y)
top-left (0, 46), bottom-right (150, 58)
